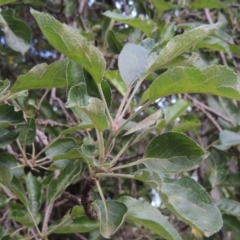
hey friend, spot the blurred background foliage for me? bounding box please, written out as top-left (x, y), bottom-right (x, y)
top-left (0, 0), bottom-right (240, 239)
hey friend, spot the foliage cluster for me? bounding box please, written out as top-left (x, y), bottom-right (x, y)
top-left (0, 0), bottom-right (240, 239)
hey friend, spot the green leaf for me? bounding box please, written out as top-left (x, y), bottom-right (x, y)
top-left (45, 138), bottom-right (77, 160)
top-left (0, 166), bottom-right (13, 185)
top-left (11, 58), bottom-right (69, 93)
top-left (0, 153), bottom-right (24, 178)
top-left (95, 200), bottom-right (127, 238)
top-left (107, 30), bottom-right (123, 54)
top-left (159, 52), bottom-right (200, 69)
top-left (208, 150), bottom-right (228, 188)
top-left (142, 132), bottom-right (207, 174)
top-left (25, 173), bottom-right (41, 214)
top-left (0, 0), bottom-right (18, 6)
top-left (47, 163), bottom-right (81, 204)
top-left (118, 43), bottom-right (151, 86)
top-left (172, 114), bottom-right (201, 132)
top-left (191, 0), bottom-right (224, 9)
top-left (135, 170), bottom-right (223, 237)
top-left (0, 9), bottom-right (32, 54)
top-left (207, 96), bottom-right (239, 126)
top-left (148, 23), bottom-right (220, 72)
top-left (103, 11), bottom-right (156, 37)
top-left (52, 148), bottom-right (83, 161)
top-left (219, 130), bottom-right (240, 150)
top-left (0, 166), bottom-right (28, 207)
top-left (118, 196), bottom-right (182, 240)
top-left (101, 80), bottom-right (112, 109)
top-left (0, 79), bottom-right (10, 95)
top-left (196, 37), bottom-right (230, 53)
top-left (66, 83), bottom-right (109, 131)
top-left (18, 118), bottom-right (36, 146)
top-left (104, 70), bottom-right (127, 96)
top-left (156, 99), bottom-right (190, 130)
top-left (149, 66), bottom-right (240, 101)
top-left (222, 215), bottom-right (240, 235)
top-left (50, 215), bottom-right (98, 233)
top-left (8, 209), bottom-right (40, 227)
top-left (0, 128), bottom-right (19, 148)
top-left (150, 0), bottom-right (175, 12)
top-left (31, 9), bottom-right (106, 83)
top-left (10, 177), bottom-right (28, 207)
top-left (60, 122), bottom-right (94, 136)
top-left (217, 199), bottom-right (240, 218)
top-left (124, 109), bottom-right (162, 135)
top-left (0, 105), bottom-right (25, 127)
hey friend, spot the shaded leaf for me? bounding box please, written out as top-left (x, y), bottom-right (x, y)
top-left (0, 105), bottom-right (24, 127)
top-left (25, 173), bottom-right (41, 214)
top-left (50, 215), bottom-right (98, 233)
top-left (118, 196), bottom-right (182, 240)
top-left (45, 138), bottom-right (77, 160)
top-left (196, 37), bottom-right (230, 53)
top-left (0, 166), bottom-right (28, 207)
top-left (156, 99), bottom-right (190, 130)
top-left (31, 9), bottom-right (106, 83)
top-left (0, 153), bottom-right (24, 178)
top-left (95, 200), bottom-right (127, 238)
top-left (135, 170), bottom-right (223, 237)
top-left (18, 118), bottom-right (36, 146)
top-left (66, 83), bottom-right (109, 131)
top-left (11, 58), bottom-right (69, 93)
top-left (142, 132), bottom-right (207, 174)
top-left (47, 163), bottom-right (81, 204)
top-left (0, 79), bottom-right (10, 95)
top-left (8, 209), bottom-right (41, 227)
top-left (208, 150), bottom-right (228, 188)
top-left (104, 70), bottom-right (127, 96)
top-left (217, 199), bottom-right (240, 218)
top-left (149, 66), bottom-right (240, 101)
top-left (107, 30), bottom-right (123, 54)
top-left (0, 128), bottom-right (19, 148)
top-left (172, 114), bottom-right (201, 132)
top-left (60, 122), bottom-right (94, 136)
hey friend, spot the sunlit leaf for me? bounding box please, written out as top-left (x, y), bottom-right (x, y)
top-left (11, 58), bottom-right (69, 93)
top-left (149, 66), bottom-right (240, 101)
top-left (31, 9), bottom-right (106, 83)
